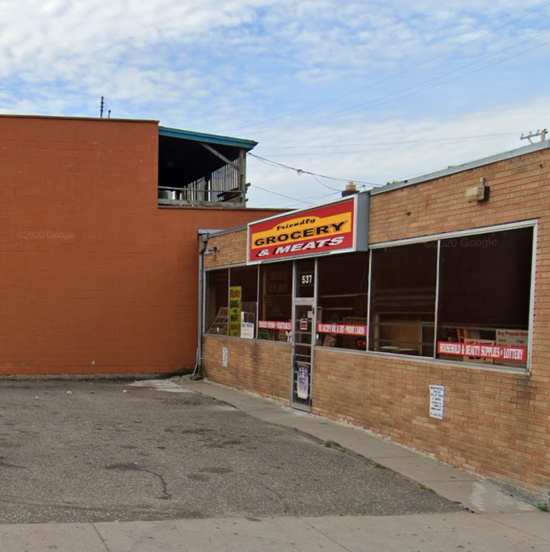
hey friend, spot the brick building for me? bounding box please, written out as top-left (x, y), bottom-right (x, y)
top-left (200, 141), bottom-right (550, 504)
top-left (0, 114), bottom-right (279, 375)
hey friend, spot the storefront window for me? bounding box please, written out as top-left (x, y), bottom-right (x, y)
top-left (317, 253), bottom-right (369, 350)
top-left (228, 267), bottom-right (258, 339)
top-left (369, 242), bottom-right (437, 356)
top-left (206, 269), bottom-right (228, 335)
top-left (436, 228), bottom-right (532, 367)
top-left (258, 262), bottom-right (292, 342)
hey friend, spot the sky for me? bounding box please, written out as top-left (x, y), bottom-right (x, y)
top-left (1, 0), bottom-right (549, 208)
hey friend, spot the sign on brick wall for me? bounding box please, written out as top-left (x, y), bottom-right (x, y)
top-left (247, 195), bottom-right (369, 263)
top-left (429, 385), bottom-right (445, 419)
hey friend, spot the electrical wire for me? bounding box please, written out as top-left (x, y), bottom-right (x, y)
top-left (257, 30), bottom-right (550, 132)
top-left (257, 133), bottom-right (526, 157)
top-left (250, 184), bottom-right (315, 205)
top-left (249, 153), bottom-right (381, 187)
top-left (311, 175), bottom-right (341, 192)
top-left (254, 191), bottom-right (342, 209)
top-left (257, 132), bottom-right (522, 152)
top-left (233, 2), bottom-right (550, 132)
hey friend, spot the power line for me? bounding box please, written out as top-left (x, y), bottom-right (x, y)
top-left (254, 191), bottom-right (342, 209)
top-left (249, 153), bottom-right (381, 187)
top-left (258, 30), bottom-right (550, 133)
top-left (257, 132), bottom-right (522, 151)
top-left (233, 2), bottom-right (550, 132)
top-left (256, 134), bottom-right (525, 157)
top-left (311, 175), bottom-right (341, 192)
top-left (250, 184), bottom-right (314, 205)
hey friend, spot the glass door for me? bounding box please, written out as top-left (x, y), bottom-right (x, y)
top-left (291, 301), bottom-right (315, 410)
top-left (291, 259), bottom-right (316, 411)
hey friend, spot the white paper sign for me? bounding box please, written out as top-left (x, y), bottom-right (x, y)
top-left (297, 364), bottom-right (309, 399)
top-left (222, 347), bottom-right (228, 367)
top-left (429, 385), bottom-right (445, 419)
top-left (241, 322), bottom-right (254, 339)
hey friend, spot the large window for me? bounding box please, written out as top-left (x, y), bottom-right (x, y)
top-left (258, 262), bottom-right (292, 342)
top-left (203, 223), bottom-right (534, 371)
top-left (436, 228), bottom-right (532, 368)
top-left (228, 267), bottom-right (258, 338)
top-left (369, 242), bottom-right (437, 356)
top-left (317, 253), bottom-right (369, 350)
top-left (206, 269), bottom-right (229, 335)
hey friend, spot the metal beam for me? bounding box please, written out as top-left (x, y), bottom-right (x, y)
top-left (199, 142), bottom-right (240, 171)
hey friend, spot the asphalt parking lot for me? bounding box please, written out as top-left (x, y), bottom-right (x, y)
top-left (0, 380), bottom-right (460, 524)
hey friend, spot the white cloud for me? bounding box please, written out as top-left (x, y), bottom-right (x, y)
top-left (246, 95), bottom-right (550, 207)
top-left (0, 0), bottom-right (548, 209)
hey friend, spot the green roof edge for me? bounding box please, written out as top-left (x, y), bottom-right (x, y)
top-left (159, 125), bottom-right (258, 150)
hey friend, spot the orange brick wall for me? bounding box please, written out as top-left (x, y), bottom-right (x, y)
top-left (0, 115), bottom-right (277, 376)
top-left (203, 336), bottom-right (291, 403)
top-left (201, 145), bottom-right (550, 501)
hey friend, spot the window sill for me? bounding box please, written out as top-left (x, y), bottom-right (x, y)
top-left (203, 334), bottom-right (291, 346)
top-left (315, 346), bottom-right (530, 375)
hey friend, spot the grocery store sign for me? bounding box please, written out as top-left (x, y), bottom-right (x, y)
top-left (247, 195), bottom-right (368, 263)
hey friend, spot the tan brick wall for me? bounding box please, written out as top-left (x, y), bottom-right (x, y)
top-left (313, 350), bottom-right (549, 500)
top-left (203, 335), bottom-right (291, 404)
top-left (201, 146), bottom-right (550, 501)
top-left (204, 229), bottom-right (248, 268)
top-left (314, 147), bottom-right (550, 501)
top-left (369, 149), bottom-right (549, 244)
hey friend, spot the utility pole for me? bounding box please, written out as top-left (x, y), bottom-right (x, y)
top-left (520, 129), bottom-right (547, 144)
top-left (100, 96), bottom-right (105, 118)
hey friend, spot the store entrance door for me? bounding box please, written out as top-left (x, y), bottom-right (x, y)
top-left (291, 259), bottom-right (316, 411)
top-left (291, 300), bottom-right (315, 411)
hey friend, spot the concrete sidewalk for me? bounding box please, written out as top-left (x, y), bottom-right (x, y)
top-left (1, 512), bottom-right (549, 551)
top-left (177, 378), bottom-right (539, 516)
top-left (1, 377), bottom-right (548, 552)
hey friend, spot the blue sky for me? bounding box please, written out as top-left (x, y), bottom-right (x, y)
top-left (1, 0), bottom-right (549, 207)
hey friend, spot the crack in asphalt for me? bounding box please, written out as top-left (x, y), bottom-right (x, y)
top-left (105, 463), bottom-right (172, 500)
top-left (0, 457), bottom-right (25, 469)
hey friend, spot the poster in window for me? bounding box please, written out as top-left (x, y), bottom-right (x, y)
top-left (297, 363), bottom-right (309, 399)
top-left (241, 311), bottom-right (255, 339)
top-left (229, 286), bottom-right (242, 337)
top-left (207, 307), bottom-right (229, 334)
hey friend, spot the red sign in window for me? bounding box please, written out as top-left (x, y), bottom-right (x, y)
top-left (437, 341), bottom-right (527, 362)
top-left (317, 323), bottom-right (367, 336)
top-left (258, 320), bottom-right (292, 331)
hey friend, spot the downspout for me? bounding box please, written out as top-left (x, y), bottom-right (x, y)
top-left (195, 231), bottom-right (210, 377)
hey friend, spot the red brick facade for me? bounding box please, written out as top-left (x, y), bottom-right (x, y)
top-left (0, 115), bottom-right (277, 375)
top-left (201, 144), bottom-right (550, 502)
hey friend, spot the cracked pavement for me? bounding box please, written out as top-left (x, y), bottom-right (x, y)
top-left (0, 380), bottom-right (460, 524)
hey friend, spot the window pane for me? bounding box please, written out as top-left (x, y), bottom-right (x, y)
top-left (317, 253), bottom-right (369, 350)
top-left (229, 267), bottom-right (258, 338)
top-left (258, 262), bottom-right (292, 342)
top-left (369, 242), bottom-right (437, 356)
top-left (206, 269), bottom-right (228, 335)
top-left (437, 228), bottom-right (532, 368)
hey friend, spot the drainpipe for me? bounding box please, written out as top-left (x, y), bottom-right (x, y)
top-left (195, 229), bottom-right (220, 377)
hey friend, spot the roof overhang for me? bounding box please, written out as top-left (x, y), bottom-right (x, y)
top-left (159, 126), bottom-right (257, 151)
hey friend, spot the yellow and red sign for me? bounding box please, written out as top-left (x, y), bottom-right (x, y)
top-left (248, 198), bottom-right (356, 263)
